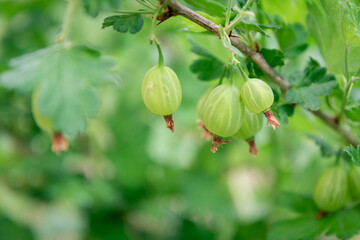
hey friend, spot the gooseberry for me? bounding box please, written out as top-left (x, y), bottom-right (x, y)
top-left (241, 78), bottom-right (279, 129)
top-left (233, 108), bottom-right (263, 156)
top-left (142, 45), bottom-right (182, 132)
top-left (31, 87), bottom-right (68, 154)
top-left (313, 166), bottom-right (348, 212)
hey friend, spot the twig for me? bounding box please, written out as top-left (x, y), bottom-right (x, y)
top-left (161, 0), bottom-right (358, 146)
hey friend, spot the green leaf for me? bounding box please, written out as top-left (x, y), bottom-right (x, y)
top-left (190, 58), bottom-right (224, 81)
top-left (345, 105), bottom-right (360, 122)
top-left (307, 135), bottom-right (337, 157)
top-left (236, 20), bottom-right (280, 37)
top-left (184, 0), bottom-right (225, 17)
top-left (180, 11), bottom-right (223, 32)
top-left (0, 44), bottom-right (116, 137)
top-left (285, 59), bottom-right (337, 110)
top-left (189, 38), bottom-right (225, 81)
top-left (276, 192), bottom-right (317, 215)
top-left (260, 49), bottom-right (285, 67)
top-left (271, 104), bottom-right (295, 124)
top-left (275, 23), bottom-right (308, 58)
top-left (268, 216), bottom-right (330, 240)
top-left (326, 208), bottom-right (360, 239)
top-left (82, 0), bottom-right (120, 17)
top-left (307, 0), bottom-right (360, 75)
top-left (344, 145), bottom-right (360, 166)
top-left (102, 14), bottom-right (144, 34)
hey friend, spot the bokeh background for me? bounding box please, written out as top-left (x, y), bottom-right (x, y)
top-left (0, 0), bottom-right (352, 239)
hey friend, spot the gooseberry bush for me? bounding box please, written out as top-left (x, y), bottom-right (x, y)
top-left (1, 0), bottom-right (360, 239)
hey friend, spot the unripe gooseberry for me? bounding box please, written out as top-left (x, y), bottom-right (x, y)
top-left (233, 108), bottom-right (263, 157)
top-left (142, 44), bottom-right (182, 133)
top-left (241, 78), bottom-right (273, 113)
top-left (348, 166), bottom-right (360, 199)
top-left (233, 108), bottom-right (263, 141)
top-left (197, 88), bottom-right (213, 121)
top-left (32, 88), bottom-right (52, 134)
top-left (202, 84), bottom-right (244, 138)
top-left (313, 166), bottom-right (348, 212)
top-left (31, 87), bottom-right (68, 154)
top-left (142, 65), bottom-right (182, 116)
top-left (241, 78), bottom-right (279, 129)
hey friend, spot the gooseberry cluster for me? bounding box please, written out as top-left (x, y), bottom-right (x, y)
top-left (313, 165), bottom-right (360, 213)
top-left (141, 44), bottom-right (280, 156)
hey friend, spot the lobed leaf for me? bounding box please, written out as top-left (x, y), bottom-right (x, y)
top-left (271, 104), bottom-right (294, 125)
top-left (344, 145), bottom-right (360, 167)
top-left (307, 135), bottom-right (337, 157)
top-left (189, 39), bottom-right (225, 81)
top-left (276, 192), bottom-right (318, 215)
top-left (0, 44), bottom-right (117, 137)
top-left (326, 208), bottom-right (360, 239)
top-left (285, 59), bottom-right (337, 111)
top-left (102, 14), bottom-right (144, 34)
top-left (268, 216), bottom-right (330, 240)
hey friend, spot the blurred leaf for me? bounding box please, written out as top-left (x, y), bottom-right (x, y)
top-left (260, 49), bottom-right (284, 67)
top-left (0, 45), bottom-right (116, 136)
top-left (285, 59), bottom-right (337, 111)
top-left (184, 0), bottom-right (225, 17)
top-left (190, 40), bottom-right (225, 81)
top-left (190, 58), bottom-right (224, 81)
top-left (308, 135), bottom-right (337, 157)
top-left (179, 219), bottom-right (216, 240)
top-left (307, 0), bottom-right (360, 75)
top-left (276, 192), bottom-right (317, 215)
top-left (268, 216), bottom-right (330, 240)
top-left (326, 208), bottom-right (360, 239)
top-left (236, 20), bottom-right (280, 37)
top-left (345, 105), bottom-right (360, 122)
top-left (82, 0), bottom-right (120, 17)
top-left (344, 145), bottom-right (360, 166)
top-left (275, 23), bottom-right (308, 58)
top-left (271, 104), bottom-right (295, 124)
top-left (102, 15), bottom-right (144, 34)
top-left (262, 0), bottom-right (307, 25)
top-left (181, 11), bottom-right (223, 32)
top-left (340, 0), bottom-right (360, 36)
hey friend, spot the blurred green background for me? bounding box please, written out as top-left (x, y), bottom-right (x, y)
top-left (0, 0), bottom-right (351, 239)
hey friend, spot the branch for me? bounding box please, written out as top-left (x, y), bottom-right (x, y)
top-left (164, 0), bottom-right (358, 146)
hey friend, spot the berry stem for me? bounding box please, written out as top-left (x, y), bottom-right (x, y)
top-left (156, 43), bottom-right (165, 67)
top-left (237, 63), bottom-right (250, 81)
top-left (264, 109), bottom-right (280, 130)
top-left (149, 0), bottom-right (171, 44)
top-left (56, 0), bottom-right (78, 43)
